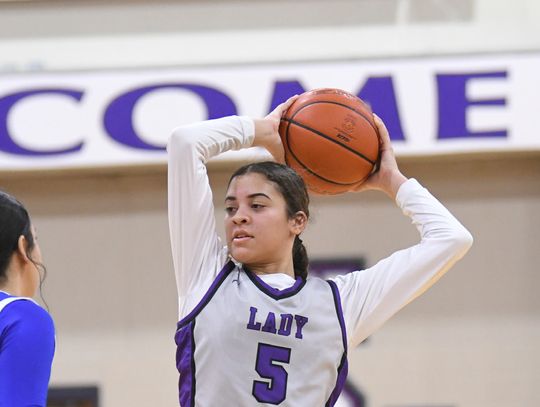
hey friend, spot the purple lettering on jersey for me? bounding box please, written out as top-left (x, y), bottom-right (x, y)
top-left (294, 315), bottom-right (309, 339)
top-left (261, 312), bottom-right (277, 334)
top-left (247, 306), bottom-right (262, 331)
top-left (252, 343), bottom-right (291, 404)
top-left (247, 308), bottom-right (308, 339)
top-left (277, 314), bottom-right (293, 336)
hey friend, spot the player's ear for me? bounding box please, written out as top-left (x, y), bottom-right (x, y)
top-left (16, 235), bottom-right (32, 264)
top-left (289, 211), bottom-right (307, 235)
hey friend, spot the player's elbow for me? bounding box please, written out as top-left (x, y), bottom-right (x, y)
top-left (168, 125), bottom-right (199, 154)
top-left (448, 226), bottom-right (474, 258)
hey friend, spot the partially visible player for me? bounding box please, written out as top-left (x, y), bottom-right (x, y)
top-left (167, 96), bottom-right (473, 406)
top-left (0, 191), bottom-right (55, 407)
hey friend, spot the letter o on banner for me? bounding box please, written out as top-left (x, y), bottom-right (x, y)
top-left (103, 83), bottom-right (237, 150)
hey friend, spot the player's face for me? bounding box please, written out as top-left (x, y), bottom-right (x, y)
top-left (225, 173), bottom-right (300, 272)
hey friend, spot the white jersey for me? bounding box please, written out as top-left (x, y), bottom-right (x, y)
top-left (167, 115), bottom-right (473, 406)
top-left (175, 261), bottom-right (347, 406)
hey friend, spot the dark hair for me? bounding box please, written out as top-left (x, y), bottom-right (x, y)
top-left (228, 161), bottom-right (310, 279)
top-left (0, 190), bottom-right (47, 299)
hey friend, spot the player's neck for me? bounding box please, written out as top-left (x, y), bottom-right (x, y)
top-left (0, 281), bottom-right (19, 297)
top-left (245, 258), bottom-right (295, 278)
top-left (0, 268), bottom-right (27, 297)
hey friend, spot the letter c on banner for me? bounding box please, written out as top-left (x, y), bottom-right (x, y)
top-left (103, 84), bottom-right (237, 150)
top-left (0, 89), bottom-right (84, 156)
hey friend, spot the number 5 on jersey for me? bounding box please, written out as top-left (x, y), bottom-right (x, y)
top-left (252, 343), bottom-right (292, 404)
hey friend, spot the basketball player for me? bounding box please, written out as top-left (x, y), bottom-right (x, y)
top-left (0, 191), bottom-right (55, 406)
top-left (168, 96), bottom-right (473, 406)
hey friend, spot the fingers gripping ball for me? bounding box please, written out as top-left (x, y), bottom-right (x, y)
top-left (278, 88), bottom-right (381, 195)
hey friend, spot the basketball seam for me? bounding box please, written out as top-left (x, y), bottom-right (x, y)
top-left (295, 158), bottom-right (367, 186)
top-left (282, 120), bottom-right (368, 187)
top-left (282, 118), bottom-right (376, 166)
top-left (289, 100), bottom-right (380, 140)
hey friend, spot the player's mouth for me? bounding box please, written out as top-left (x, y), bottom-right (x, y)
top-left (232, 230), bottom-right (253, 242)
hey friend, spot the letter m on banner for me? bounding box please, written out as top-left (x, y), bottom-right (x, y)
top-left (268, 79), bottom-right (405, 141)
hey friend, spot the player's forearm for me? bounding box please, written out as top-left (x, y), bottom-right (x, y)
top-left (336, 179), bottom-right (473, 347)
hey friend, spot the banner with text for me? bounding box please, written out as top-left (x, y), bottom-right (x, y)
top-left (0, 52), bottom-right (538, 171)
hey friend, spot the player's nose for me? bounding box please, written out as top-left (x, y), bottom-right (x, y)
top-left (232, 208), bottom-right (249, 224)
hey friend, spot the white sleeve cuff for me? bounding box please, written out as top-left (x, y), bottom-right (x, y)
top-left (395, 178), bottom-right (423, 208)
top-left (238, 116), bottom-right (256, 148)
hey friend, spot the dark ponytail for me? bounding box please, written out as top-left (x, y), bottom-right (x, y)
top-left (0, 190), bottom-right (47, 300)
top-left (292, 236), bottom-right (309, 280)
top-left (0, 191), bottom-right (31, 281)
top-left (229, 161), bottom-right (310, 279)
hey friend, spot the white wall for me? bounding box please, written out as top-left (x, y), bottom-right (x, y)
top-left (1, 0), bottom-right (539, 72)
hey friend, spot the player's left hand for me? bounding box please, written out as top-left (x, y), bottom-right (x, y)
top-left (253, 95), bottom-right (298, 163)
top-left (352, 114), bottom-right (408, 199)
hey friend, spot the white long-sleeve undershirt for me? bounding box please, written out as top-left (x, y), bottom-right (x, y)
top-left (167, 115), bottom-right (473, 348)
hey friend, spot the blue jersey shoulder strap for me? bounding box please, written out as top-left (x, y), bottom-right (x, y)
top-left (0, 297), bottom-right (36, 313)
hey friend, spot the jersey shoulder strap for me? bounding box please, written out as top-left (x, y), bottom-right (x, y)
top-left (177, 260), bottom-right (236, 329)
top-left (0, 297), bottom-right (37, 313)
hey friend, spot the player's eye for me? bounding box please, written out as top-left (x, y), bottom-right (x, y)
top-left (251, 204), bottom-right (265, 210)
top-left (225, 206), bottom-right (237, 215)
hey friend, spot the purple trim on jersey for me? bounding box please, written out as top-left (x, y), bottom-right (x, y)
top-left (326, 355), bottom-right (349, 407)
top-left (325, 280), bottom-right (349, 407)
top-left (175, 320), bottom-right (196, 407)
top-left (243, 267), bottom-right (306, 300)
top-left (327, 280), bottom-right (348, 351)
top-left (175, 261), bottom-right (236, 405)
top-left (176, 260), bottom-right (236, 330)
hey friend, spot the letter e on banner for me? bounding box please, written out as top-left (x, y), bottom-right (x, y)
top-left (437, 71), bottom-right (508, 139)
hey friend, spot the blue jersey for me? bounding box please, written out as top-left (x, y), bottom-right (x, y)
top-left (0, 291), bottom-right (55, 407)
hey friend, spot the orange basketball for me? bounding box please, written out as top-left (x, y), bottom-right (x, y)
top-left (278, 88), bottom-right (380, 195)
